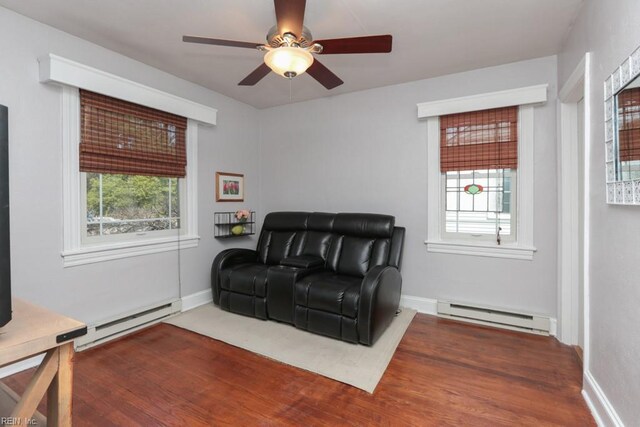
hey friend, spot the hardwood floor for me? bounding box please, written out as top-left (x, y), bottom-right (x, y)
top-left (3, 314), bottom-right (594, 426)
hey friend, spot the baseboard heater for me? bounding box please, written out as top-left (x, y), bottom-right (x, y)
top-left (75, 299), bottom-right (182, 351)
top-left (437, 300), bottom-right (550, 335)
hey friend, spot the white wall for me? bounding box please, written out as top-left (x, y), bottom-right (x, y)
top-left (559, 0), bottom-right (640, 424)
top-left (0, 7), bottom-right (260, 324)
top-left (259, 56), bottom-right (559, 317)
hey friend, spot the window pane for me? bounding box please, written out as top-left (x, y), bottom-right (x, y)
top-left (445, 211), bottom-right (459, 233)
top-left (445, 171), bottom-right (459, 211)
top-left (459, 190), bottom-right (474, 211)
top-left (474, 190), bottom-right (488, 211)
top-left (446, 191), bottom-right (459, 211)
top-left (86, 173), bottom-right (180, 237)
top-left (444, 169), bottom-right (514, 236)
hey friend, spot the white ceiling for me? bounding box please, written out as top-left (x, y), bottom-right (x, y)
top-left (0, 0), bottom-right (583, 109)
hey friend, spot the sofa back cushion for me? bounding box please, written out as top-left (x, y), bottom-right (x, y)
top-left (336, 236), bottom-right (375, 277)
top-left (258, 212), bottom-right (308, 265)
top-left (333, 213), bottom-right (395, 238)
top-left (258, 231), bottom-right (297, 265)
top-left (301, 231), bottom-right (333, 258)
top-left (325, 235), bottom-right (343, 272)
top-left (263, 211), bottom-right (309, 230)
top-left (331, 213), bottom-right (395, 277)
top-left (370, 238), bottom-right (391, 266)
top-left (257, 211), bottom-right (403, 272)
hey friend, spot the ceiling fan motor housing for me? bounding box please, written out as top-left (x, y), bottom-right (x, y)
top-left (267, 25), bottom-right (313, 48)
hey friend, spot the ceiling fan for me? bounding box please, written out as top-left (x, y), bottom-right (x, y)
top-left (182, 0), bottom-right (392, 90)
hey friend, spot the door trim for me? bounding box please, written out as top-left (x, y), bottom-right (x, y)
top-left (557, 53), bottom-right (590, 368)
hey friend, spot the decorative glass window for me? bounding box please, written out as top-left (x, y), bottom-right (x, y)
top-left (444, 169), bottom-right (516, 241)
top-left (419, 85), bottom-right (544, 259)
top-left (440, 107), bottom-right (518, 243)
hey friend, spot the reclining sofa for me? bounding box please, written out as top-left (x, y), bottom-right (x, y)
top-left (211, 212), bottom-right (405, 346)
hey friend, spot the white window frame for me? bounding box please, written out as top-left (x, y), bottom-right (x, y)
top-left (61, 86), bottom-right (199, 267)
top-left (39, 55), bottom-right (217, 267)
top-left (417, 85), bottom-right (547, 260)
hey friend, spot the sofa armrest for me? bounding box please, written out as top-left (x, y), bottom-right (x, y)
top-left (357, 265), bottom-right (402, 346)
top-left (211, 248), bottom-right (258, 305)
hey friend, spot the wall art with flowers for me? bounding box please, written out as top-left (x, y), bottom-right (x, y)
top-left (215, 172), bottom-right (244, 202)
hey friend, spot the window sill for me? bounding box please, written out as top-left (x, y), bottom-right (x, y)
top-left (425, 240), bottom-right (536, 260)
top-left (62, 235), bottom-right (200, 267)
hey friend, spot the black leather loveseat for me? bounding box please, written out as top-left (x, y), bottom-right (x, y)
top-left (211, 212), bottom-right (405, 346)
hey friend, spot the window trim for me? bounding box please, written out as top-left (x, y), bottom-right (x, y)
top-left (61, 86), bottom-right (200, 267)
top-left (40, 54), bottom-right (217, 125)
top-left (418, 85), bottom-right (547, 260)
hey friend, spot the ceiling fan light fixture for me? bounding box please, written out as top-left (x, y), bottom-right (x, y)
top-left (264, 47), bottom-right (314, 78)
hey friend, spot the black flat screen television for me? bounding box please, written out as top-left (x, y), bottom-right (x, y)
top-left (0, 105), bottom-right (10, 327)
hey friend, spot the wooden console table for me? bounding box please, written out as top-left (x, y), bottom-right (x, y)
top-left (0, 298), bottom-right (86, 425)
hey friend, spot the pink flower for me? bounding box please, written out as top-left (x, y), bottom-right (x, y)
top-left (235, 209), bottom-right (250, 220)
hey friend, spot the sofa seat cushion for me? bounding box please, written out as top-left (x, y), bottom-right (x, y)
top-left (220, 263), bottom-right (269, 297)
top-left (295, 271), bottom-right (361, 318)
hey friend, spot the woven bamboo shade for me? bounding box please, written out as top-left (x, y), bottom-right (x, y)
top-left (80, 90), bottom-right (187, 178)
top-left (618, 87), bottom-right (640, 162)
top-left (440, 106), bottom-right (518, 172)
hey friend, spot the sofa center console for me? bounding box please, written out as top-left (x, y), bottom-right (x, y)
top-left (280, 255), bottom-right (324, 269)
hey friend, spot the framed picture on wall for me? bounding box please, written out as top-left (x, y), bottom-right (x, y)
top-left (216, 172), bottom-right (244, 202)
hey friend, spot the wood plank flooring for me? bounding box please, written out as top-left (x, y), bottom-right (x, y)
top-left (3, 313), bottom-right (594, 426)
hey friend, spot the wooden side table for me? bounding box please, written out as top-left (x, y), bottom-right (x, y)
top-left (0, 298), bottom-right (86, 426)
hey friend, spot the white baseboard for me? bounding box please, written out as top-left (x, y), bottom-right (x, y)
top-left (0, 354), bottom-right (45, 379)
top-left (181, 288), bottom-right (213, 311)
top-left (0, 291), bottom-right (213, 379)
top-left (400, 295), bottom-right (438, 315)
top-left (401, 294), bottom-right (557, 336)
top-left (582, 370), bottom-right (624, 427)
top-left (549, 318), bottom-right (558, 336)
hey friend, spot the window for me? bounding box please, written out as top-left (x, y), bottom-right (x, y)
top-left (42, 54), bottom-right (216, 267)
top-left (444, 168), bottom-right (515, 240)
top-left (417, 85), bottom-right (546, 260)
top-left (83, 173), bottom-right (181, 242)
top-left (440, 107), bottom-right (518, 243)
top-left (78, 90), bottom-right (187, 244)
top-left (61, 87), bottom-right (200, 267)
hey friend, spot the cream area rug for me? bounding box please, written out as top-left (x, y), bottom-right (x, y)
top-left (164, 304), bottom-right (416, 393)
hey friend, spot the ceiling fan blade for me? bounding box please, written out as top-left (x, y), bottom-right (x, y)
top-left (183, 35), bottom-right (262, 49)
top-left (306, 59), bottom-right (343, 90)
top-left (274, 0), bottom-right (306, 38)
top-left (238, 63), bottom-right (272, 86)
top-left (314, 35), bottom-right (392, 54)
